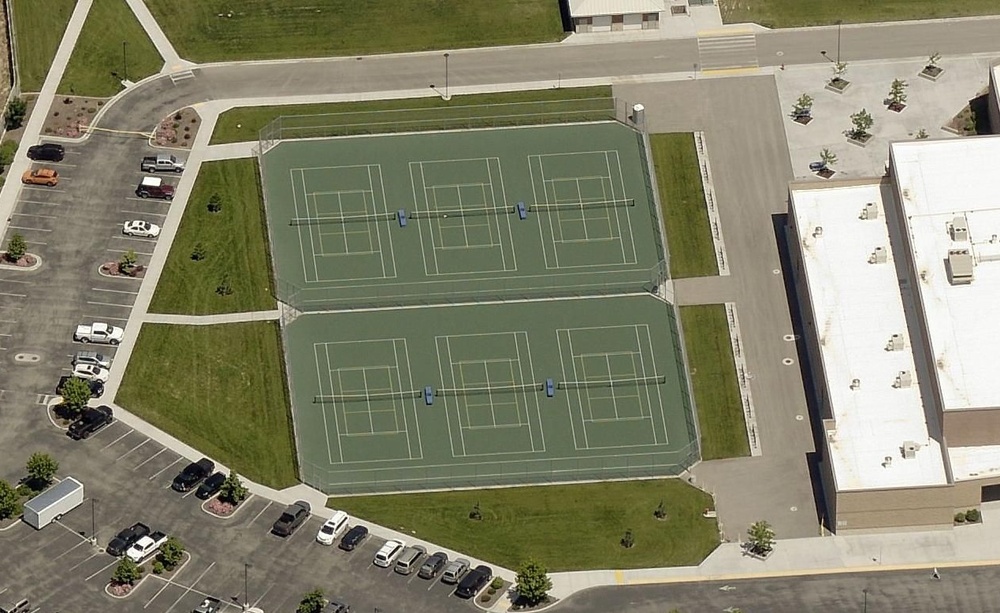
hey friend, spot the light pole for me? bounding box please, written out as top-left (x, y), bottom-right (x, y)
top-left (91, 498), bottom-right (97, 544)
top-left (862, 588), bottom-right (868, 613)
top-left (122, 41), bottom-right (128, 82)
top-left (444, 53), bottom-right (450, 101)
top-left (836, 20), bottom-right (843, 64)
top-left (243, 563), bottom-right (251, 611)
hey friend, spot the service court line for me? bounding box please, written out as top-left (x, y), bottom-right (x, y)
top-left (148, 457), bottom-right (183, 481)
top-left (100, 428), bottom-right (134, 450)
top-left (115, 439), bottom-right (150, 461)
top-left (132, 447), bottom-right (167, 470)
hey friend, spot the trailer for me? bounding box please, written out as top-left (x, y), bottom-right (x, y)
top-left (23, 477), bottom-right (84, 529)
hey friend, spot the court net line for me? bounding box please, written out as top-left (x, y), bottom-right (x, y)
top-left (409, 207), bottom-right (513, 220)
top-left (436, 382), bottom-right (544, 397)
top-left (528, 198), bottom-right (634, 213)
top-left (290, 212), bottom-right (396, 226)
top-left (314, 390), bottom-right (422, 403)
top-left (558, 375), bottom-right (665, 390)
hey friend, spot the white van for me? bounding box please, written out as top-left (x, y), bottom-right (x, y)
top-left (373, 539), bottom-right (405, 567)
top-left (315, 510), bottom-right (350, 545)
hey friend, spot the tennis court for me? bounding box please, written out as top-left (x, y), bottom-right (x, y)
top-left (261, 122), bottom-right (698, 494)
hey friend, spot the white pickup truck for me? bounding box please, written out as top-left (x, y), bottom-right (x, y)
top-left (74, 322), bottom-right (124, 345)
top-left (141, 154), bottom-right (185, 173)
top-left (126, 530), bottom-right (168, 562)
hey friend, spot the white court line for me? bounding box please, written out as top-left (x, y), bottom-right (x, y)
top-left (323, 344), bottom-right (345, 464)
top-left (640, 323), bottom-right (671, 445)
top-left (314, 344), bottom-right (337, 465)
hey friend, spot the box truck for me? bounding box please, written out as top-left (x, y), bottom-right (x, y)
top-left (23, 477), bottom-right (84, 529)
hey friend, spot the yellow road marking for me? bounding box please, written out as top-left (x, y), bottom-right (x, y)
top-left (700, 67), bottom-right (761, 77)
top-left (697, 28), bottom-right (755, 38)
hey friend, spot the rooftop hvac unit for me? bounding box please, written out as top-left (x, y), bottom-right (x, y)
top-left (902, 441), bottom-right (919, 459)
top-left (882, 456), bottom-right (893, 468)
top-left (893, 371), bottom-right (913, 388)
top-left (868, 246), bottom-right (888, 264)
top-left (813, 226), bottom-right (824, 238)
top-left (885, 334), bottom-right (905, 351)
top-left (950, 216), bottom-right (969, 242)
top-left (850, 378), bottom-right (861, 390)
top-left (860, 202), bottom-right (879, 220)
top-left (946, 249), bottom-right (974, 285)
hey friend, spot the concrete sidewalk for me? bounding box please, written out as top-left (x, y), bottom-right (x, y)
top-left (143, 310), bottom-right (280, 325)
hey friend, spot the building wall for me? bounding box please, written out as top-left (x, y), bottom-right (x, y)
top-left (834, 484), bottom-right (955, 532)
top-left (942, 408), bottom-right (1000, 446)
top-left (572, 12), bottom-right (660, 32)
top-left (989, 65), bottom-right (1000, 134)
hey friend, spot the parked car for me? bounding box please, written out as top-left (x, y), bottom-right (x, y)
top-left (106, 522), bottom-right (150, 557)
top-left (172, 458), bottom-right (215, 492)
top-left (418, 551), bottom-right (449, 579)
top-left (74, 322), bottom-right (123, 345)
top-left (271, 500), bottom-right (311, 536)
top-left (21, 168), bottom-right (58, 186)
top-left (316, 510), bottom-right (349, 545)
top-left (68, 405), bottom-right (113, 440)
top-left (135, 176), bottom-right (174, 200)
top-left (325, 598), bottom-right (350, 613)
top-left (455, 565), bottom-right (493, 599)
top-left (74, 350), bottom-right (112, 369)
top-left (338, 525), bottom-right (368, 552)
top-left (57, 375), bottom-right (104, 399)
top-left (126, 530), bottom-right (168, 562)
top-left (195, 472), bottom-right (226, 500)
top-left (26, 143), bottom-right (64, 162)
top-left (192, 597), bottom-right (221, 613)
top-left (441, 558), bottom-right (470, 584)
top-left (372, 539), bottom-right (405, 568)
top-left (141, 154), bottom-right (185, 173)
top-left (394, 545), bottom-right (426, 575)
top-left (122, 220), bottom-right (161, 238)
top-left (71, 363), bottom-right (110, 382)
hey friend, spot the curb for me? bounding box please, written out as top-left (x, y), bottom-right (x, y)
top-left (0, 252), bottom-right (42, 271)
top-left (200, 493), bottom-right (255, 520)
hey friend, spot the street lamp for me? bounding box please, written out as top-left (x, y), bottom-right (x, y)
top-left (122, 41), bottom-right (128, 82)
top-left (444, 53), bottom-right (450, 101)
top-left (862, 588), bottom-right (868, 613)
top-left (836, 20), bottom-right (843, 65)
top-left (244, 562), bottom-right (251, 611)
top-left (91, 498), bottom-right (97, 545)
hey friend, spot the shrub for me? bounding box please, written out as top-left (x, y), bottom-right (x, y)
top-left (0, 140), bottom-right (18, 167)
top-left (6, 233), bottom-right (27, 261)
top-left (4, 97), bottom-right (26, 130)
top-left (954, 512), bottom-right (966, 523)
top-left (152, 561), bottom-right (164, 574)
top-left (113, 557), bottom-right (142, 585)
top-left (191, 243), bottom-right (206, 261)
top-left (490, 576), bottom-right (504, 590)
top-left (218, 472), bottom-right (249, 504)
top-left (207, 192), bottom-right (223, 213)
top-left (965, 508), bottom-right (981, 523)
top-left (216, 273), bottom-right (233, 296)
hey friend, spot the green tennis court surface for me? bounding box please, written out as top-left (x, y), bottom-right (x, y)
top-left (263, 122), bottom-right (697, 494)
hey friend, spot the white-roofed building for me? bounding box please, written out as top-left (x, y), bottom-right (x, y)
top-left (568, 0), bottom-right (665, 32)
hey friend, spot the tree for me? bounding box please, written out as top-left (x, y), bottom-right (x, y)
top-left (207, 192), bottom-right (223, 213)
top-left (6, 233), bottom-right (26, 262)
top-left (119, 249), bottom-right (137, 275)
top-left (888, 79), bottom-right (908, 107)
top-left (296, 589), bottom-right (325, 613)
top-left (831, 61), bottom-right (848, 83)
top-left (791, 94), bottom-right (813, 119)
top-left (620, 528), bottom-right (635, 549)
top-left (0, 479), bottom-right (19, 520)
top-left (157, 536), bottom-right (185, 570)
top-left (60, 377), bottom-right (93, 415)
top-left (916, 128), bottom-right (929, 140)
top-left (4, 96), bottom-right (26, 130)
top-left (820, 148), bottom-right (838, 168)
top-left (190, 242), bottom-right (206, 261)
top-left (747, 520), bottom-right (775, 556)
top-left (848, 109), bottom-right (874, 140)
top-left (112, 557), bottom-right (142, 585)
top-left (927, 51), bottom-right (942, 70)
top-left (218, 472), bottom-right (249, 505)
top-left (653, 500), bottom-right (667, 520)
top-left (515, 558), bottom-right (553, 606)
top-left (26, 452), bottom-right (59, 487)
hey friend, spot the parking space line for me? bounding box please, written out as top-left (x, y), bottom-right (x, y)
top-left (92, 287), bottom-right (139, 295)
top-left (25, 240), bottom-right (47, 245)
top-left (8, 225), bottom-right (51, 232)
top-left (21, 186), bottom-right (65, 193)
top-left (182, 487), bottom-right (200, 499)
top-left (114, 236), bottom-right (158, 244)
top-left (86, 301), bottom-right (133, 309)
top-left (106, 247), bottom-right (154, 256)
top-left (116, 439), bottom-right (149, 461)
top-left (248, 501), bottom-right (273, 526)
top-left (124, 197), bottom-right (172, 204)
top-left (53, 535), bottom-right (95, 560)
top-left (250, 586), bottom-right (273, 610)
top-left (18, 199), bottom-right (63, 206)
top-left (0, 292), bottom-right (26, 298)
top-left (101, 428), bottom-right (135, 450)
top-left (85, 558), bottom-right (118, 581)
top-left (11, 212), bottom-right (57, 219)
top-left (133, 447), bottom-right (166, 470)
top-left (0, 278), bottom-right (32, 283)
top-left (68, 551), bottom-right (104, 572)
top-left (121, 210), bottom-right (168, 217)
top-left (158, 561), bottom-right (216, 613)
top-left (148, 457), bottom-right (183, 481)
top-left (80, 315), bottom-right (129, 322)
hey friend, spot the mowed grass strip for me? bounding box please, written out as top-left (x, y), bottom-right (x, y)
top-left (144, 0), bottom-right (565, 63)
top-left (719, 0), bottom-right (1000, 27)
top-left (149, 159), bottom-right (275, 315)
top-left (117, 322), bottom-right (298, 488)
top-left (211, 86), bottom-right (614, 144)
top-left (680, 305), bottom-right (749, 460)
top-left (651, 133), bottom-right (717, 279)
top-left (10, 0), bottom-right (76, 93)
top-left (59, 0), bottom-right (163, 97)
top-left (333, 480), bottom-right (718, 571)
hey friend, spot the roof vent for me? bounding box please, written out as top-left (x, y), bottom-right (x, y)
top-left (946, 249), bottom-right (974, 285)
top-left (893, 371), bottom-right (914, 389)
top-left (868, 247), bottom-right (888, 264)
top-left (860, 202), bottom-right (879, 220)
top-left (950, 216), bottom-right (969, 242)
top-left (902, 441), bottom-right (919, 459)
top-left (882, 456), bottom-right (893, 468)
top-left (813, 226), bottom-right (824, 238)
top-left (885, 334), bottom-right (905, 351)
top-left (850, 378), bottom-right (861, 390)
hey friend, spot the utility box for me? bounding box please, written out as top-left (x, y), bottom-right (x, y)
top-left (630, 104), bottom-right (645, 125)
top-left (23, 477), bottom-right (84, 529)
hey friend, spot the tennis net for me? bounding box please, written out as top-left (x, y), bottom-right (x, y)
top-left (558, 375), bottom-right (665, 390)
top-left (290, 212), bottom-right (395, 226)
top-left (529, 198), bottom-right (635, 213)
top-left (313, 389), bottom-right (422, 403)
top-left (436, 382), bottom-right (544, 397)
top-left (410, 207), bottom-right (512, 220)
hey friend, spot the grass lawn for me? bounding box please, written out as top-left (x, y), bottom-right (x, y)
top-left (680, 305), bottom-right (749, 460)
top-left (211, 86), bottom-right (614, 144)
top-left (144, 0), bottom-right (565, 63)
top-left (333, 480), bottom-right (718, 571)
top-left (149, 159), bottom-right (275, 315)
top-left (10, 0), bottom-right (76, 93)
top-left (651, 134), bottom-right (717, 279)
top-left (59, 0), bottom-right (163, 97)
top-left (117, 322), bottom-right (298, 488)
top-left (720, 0), bottom-right (1000, 28)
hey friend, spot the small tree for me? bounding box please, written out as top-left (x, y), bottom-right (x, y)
top-left (60, 377), bottom-right (93, 415)
top-left (888, 79), bottom-right (908, 108)
top-left (653, 500), bottom-right (667, 520)
top-left (0, 140), bottom-right (17, 167)
top-left (113, 557), bottom-right (143, 585)
top-left (469, 501), bottom-right (482, 521)
top-left (119, 250), bottom-right (137, 275)
top-left (218, 472), bottom-right (249, 505)
top-left (26, 452), bottom-right (59, 488)
top-left (792, 94), bottom-right (813, 119)
top-left (190, 242), bottom-right (207, 261)
top-left (927, 51), bottom-right (942, 70)
top-left (207, 192), bottom-right (223, 213)
top-left (157, 536), bottom-right (185, 570)
top-left (848, 109), bottom-right (874, 140)
top-left (0, 479), bottom-right (19, 520)
top-left (916, 128), bottom-right (929, 140)
top-left (216, 273), bottom-right (233, 296)
top-left (820, 148), bottom-right (838, 168)
top-left (515, 558), bottom-right (553, 606)
top-left (4, 96), bottom-right (26, 130)
top-left (296, 589), bottom-right (325, 613)
top-left (831, 61), bottom-right (848, 83)
top-left (620, 528), bottom-right (635, 549)
top-left (6, 233), bottom-right (26, 262)
top-left (747, 520), bottom-right (775, 556)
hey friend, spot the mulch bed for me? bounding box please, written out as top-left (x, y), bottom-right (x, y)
top-left (206, 498), bottom-right (238, 517)
top-left (42, 96), bottom-right (107, 139)
top-left (100, 262), bottom-right (145, 278)
top-left (2, 254), bottom-right (37, 267)
top-left (154, 108), bottom-right (201, 148)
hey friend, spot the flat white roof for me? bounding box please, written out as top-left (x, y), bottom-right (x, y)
top-left (569, 0), bottom-right (663, 17)
top-left (949, 446), bottom-right (1000, 482)
top-left (892, 138), bottom-right (1000, 412)
top-left (791, 182), bottom-right (947, 491)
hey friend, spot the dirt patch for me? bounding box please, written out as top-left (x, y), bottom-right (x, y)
top-left (943, 90), bottom-right (992, 136)
top-left (42, 96), bottom-right (108, 139)
top-left (154, 108), bottom-right (201, 148)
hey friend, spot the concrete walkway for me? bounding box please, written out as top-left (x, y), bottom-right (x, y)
top-left (124, 0), bottom-right (188, 71)
top-left (143, 310), bottom-right (280, 325)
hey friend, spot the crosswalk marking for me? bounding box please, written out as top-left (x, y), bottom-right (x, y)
top-left (697, 32), bottom-right (758, 71)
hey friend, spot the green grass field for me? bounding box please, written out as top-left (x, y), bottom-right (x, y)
top-left (720, 0), bottom-right (1000, 27)
top-left (58, 0), bottom-right (163, 97)
top-left (149, 159), bottom-right (276, 315)
top-left (10, 0), bottom-right (76, 93)
top-left (144, 0), bottom-right (564, 62)
top-left (679, 305), bottom-right (749, 460)
top-left (211, 86), bottom-right (614, 144)
top-left (117, 322), bottom-right (298, 488)
top-left (651, 134), bottom-right (717, 279)
top-left (333, 479), bottom-right (718, 571)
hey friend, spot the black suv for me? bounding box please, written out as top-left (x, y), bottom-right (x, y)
top-left (455, 565), bottom-right (493, 599)
top-left (171, 458), bottom-right (215, 492)
top-left (338, 525), bottom-right (369, 551)
top-left (195, 472), bottom-right (226, 500)
top-left (27, 143), bottom-right (64, 162)
top-left (106, 522), bottom-right (150, 557)
top-left (68, 405), bottom-right (114, 440)
top-left (271, 500), bottom-right (311, 537)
